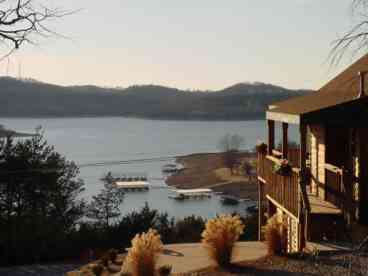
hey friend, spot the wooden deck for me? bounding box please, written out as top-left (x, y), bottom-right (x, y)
top-left (308, 192), bottom-right (342, 215)
top-left (258, 153), bottom-right (300, 217)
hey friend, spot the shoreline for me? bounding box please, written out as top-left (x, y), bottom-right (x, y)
top-left (166, 151), bottom-right (258, 201)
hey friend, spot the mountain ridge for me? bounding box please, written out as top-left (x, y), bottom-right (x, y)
top-left (0, 77), bottom-right (312, 120)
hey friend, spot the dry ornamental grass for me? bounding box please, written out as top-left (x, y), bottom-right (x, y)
top-left (201, 215), bottom-right (245, 267)
top-left (125, 229), bottom-right (163, 276)
top-left (263, 214), bottom-right (287, 255)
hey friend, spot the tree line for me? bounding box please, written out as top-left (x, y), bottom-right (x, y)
top-left (0, 77), bottom-right (309, 120)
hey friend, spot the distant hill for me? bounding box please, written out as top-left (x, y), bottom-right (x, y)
top-left (0, 77), bottom-right (311, 120)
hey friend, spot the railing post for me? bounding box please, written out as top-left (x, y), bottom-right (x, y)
top-left (340, 169), bottom-right (344, 210)
top-left (258, 180), bottom-right (264, 241)
top-left (299, 124), bottom-right (310, 247)
top-left (299, 124), bottom-right (307, 178)
top-left (282, 177), bottom-right (285, 207)
top-left (268, 120), bottom-right (275, 155)
top-left (282, 122), bottom-right (289, 159)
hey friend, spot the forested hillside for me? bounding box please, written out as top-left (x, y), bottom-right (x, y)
top-left (0, 77), bottom-right (311, 120)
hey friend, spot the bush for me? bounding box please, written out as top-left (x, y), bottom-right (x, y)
top-left (239, 213), bottom-right (258, 241)
top-left (126, 229), bottom-right (163, 276)
top-left (90, 263), bottom-right (105, 276)
top-left (158, 265), bottom-right (172, 276)
top-left (107, 248), bottom-right (119, 263)
top-left (263, 214), bottom-right (287, 255)
top-left (201, 215), bottom-right (245, 267)
top-left (174, 215), bottom-right (206, 243)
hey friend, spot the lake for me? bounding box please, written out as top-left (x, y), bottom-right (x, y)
top-left (0, 117), bottom-right (299, 219)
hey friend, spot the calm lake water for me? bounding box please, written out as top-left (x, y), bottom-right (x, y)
top-left (0, 117), bottom-right (298, 219)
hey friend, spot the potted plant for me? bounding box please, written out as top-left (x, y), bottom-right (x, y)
top-left (256, 142), bottom-right (268, 154)
top-left (272, 159), bottom-right (291, 176)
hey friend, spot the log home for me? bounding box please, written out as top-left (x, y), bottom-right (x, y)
top-left (257, 55), bottom-right (368, 252)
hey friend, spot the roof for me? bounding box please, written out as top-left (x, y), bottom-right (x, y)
top-left (172, 188), bottom-right (213, 194)
top-left (268, 54), bottom-right (368, 119)
top-left (115, 181), bottom-right (149, 187)
top-left (0, 125), bottom-right (36, 138)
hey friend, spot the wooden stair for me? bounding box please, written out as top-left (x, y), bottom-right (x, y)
top-left (308, 193), bottom-right (347, 242)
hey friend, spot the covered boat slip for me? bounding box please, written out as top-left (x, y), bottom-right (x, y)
top-left (105, 172), bottom-right (148, 181)
top-left (169, 188), bottom-right (213, 200)
top-left (114, 181), bottom-right (149, 190)
top-left (107, 172), bottom-right (150, 191)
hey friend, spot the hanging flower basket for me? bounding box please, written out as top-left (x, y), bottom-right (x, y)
top-left (272, 159), bottom-right (291, 176)
top-left (256, 142), bottom-right (268, 154)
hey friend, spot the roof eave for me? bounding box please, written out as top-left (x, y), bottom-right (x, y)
top-left (266, 110), bottom-right (301, 125)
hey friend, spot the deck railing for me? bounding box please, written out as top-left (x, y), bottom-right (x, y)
top-left (288, 148), bottom-right (301, 168)
top-left (325, 163), bottom-right (344, 209)
top-left (269, 148), bottom-right (300, 168)
top-left (258, 152), bottom-right (300, 217)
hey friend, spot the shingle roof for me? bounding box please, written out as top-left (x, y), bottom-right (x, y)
top-left (269, 54), bottom-right (368, 115)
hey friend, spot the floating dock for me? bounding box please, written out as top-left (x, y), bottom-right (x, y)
top-left (220, 195), bottom-right (240, 205)
top-left (103, 172), bottom-right (150, 191)
top-left (162, 163), bottom-right (184, 174)
top-left (169, 188), bottom-right (213, 200)
top-left (114, 181), bottom-right (149, 191)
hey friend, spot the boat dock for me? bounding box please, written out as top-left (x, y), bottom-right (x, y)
top-left (114, 181), bottom-right (149, 191)
top-left (169, 188), bottom-right (213, 200)
top-left (162, 163), bottom-right (184, 174)
top-left (104, 172), bottom-right (150, 191)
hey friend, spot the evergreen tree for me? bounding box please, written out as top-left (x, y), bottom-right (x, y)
top-left (87, 174), bottom-right (125, 227)
top-left (0, 130), bottom-right (85, 264)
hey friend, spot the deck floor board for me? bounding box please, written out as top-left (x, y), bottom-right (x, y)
top-left (308, 192), bottom-right (342, 215)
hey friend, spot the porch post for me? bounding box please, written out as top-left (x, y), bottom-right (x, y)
top-left (282, 122), bottom-right (289, 159)
top-left (258, 180), bottom-right (263, 241)
top-left (299, 124), bottom-right (309, 245)
top-left (268, 120), bottom-right (275, 155)
top-left (300, 124), bottom-right (307, 174)
top-left (358, 129), bottom-right (368, 224)
top-left (345, 128), bottom-right (354, 227)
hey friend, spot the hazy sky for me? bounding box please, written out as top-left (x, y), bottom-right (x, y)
top-left (0, 0), bottom-right (360, 90)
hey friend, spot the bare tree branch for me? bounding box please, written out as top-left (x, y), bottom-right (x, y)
top-left (330, 0), bottom-right (368, 65)
top-left (0, 0), bottom-right (74, 60)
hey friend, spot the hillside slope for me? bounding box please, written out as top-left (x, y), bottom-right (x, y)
top-left (0, 78), bottom-right (311, 120)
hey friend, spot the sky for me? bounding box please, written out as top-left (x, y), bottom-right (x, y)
top-left (0, 0), bottom-right (361, 90)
